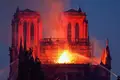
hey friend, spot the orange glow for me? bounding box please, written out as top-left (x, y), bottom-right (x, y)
top-left (57, 50), bottom-right (73, 63)
top-left (101, 49), bottom-right (107, 64)
top-left (56, 49), bottom-right (91, 64)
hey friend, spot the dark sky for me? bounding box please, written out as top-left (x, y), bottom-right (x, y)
top-left (0, 0), bottom-right (120, 80)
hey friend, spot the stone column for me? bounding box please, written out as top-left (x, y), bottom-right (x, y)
top-left (34, 20), bottom-right (37, 46)
top-left (84, 20), bottom-right (88, 39)
top-left (38, 19), bottom-right (42, 40)
top-left (18, 20), bottom-right (24, 48)
top-left (79, 21), bottom-right (83, 39)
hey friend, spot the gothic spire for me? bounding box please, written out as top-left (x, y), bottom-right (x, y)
top-left (101, 38), bottom-right (111, 69)
top-left (105, 38), bottom-right (111, 59)
top-left (16, 6), bottom-right (20, 13)
top-left (106, 38), bottom-right (109, 47)
top-left (78, 6), bottom-right (82, 12)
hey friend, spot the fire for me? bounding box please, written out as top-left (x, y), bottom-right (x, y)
top-left (56, 50), bottom-right (98, 64)
top-left (57, 50), bottom-right (73, 63)
top-left (57, 50), bottom-right (90, 64)
top-left (101, 49), bottom-right (107, 64)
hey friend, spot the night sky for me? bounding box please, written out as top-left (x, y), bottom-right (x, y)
top-left (0, 0), bottom-right (120, 80)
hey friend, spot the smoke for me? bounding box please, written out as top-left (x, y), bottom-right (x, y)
top-left (90, 37), bottom-right (105, 63)
top-left (39, 0), bottom-right (70, 38)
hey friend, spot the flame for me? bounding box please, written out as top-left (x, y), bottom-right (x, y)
top-left (101, 49), bottom-right (107, 64)
top-left (57, 50), bottom-right (73, 63)
top-left (57, 50), bottom-right (91, 64)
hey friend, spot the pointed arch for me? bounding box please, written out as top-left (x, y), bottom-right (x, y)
top-left (30, 22), bottom-right (34, 41)
top-left (67, 22), bottom-right (71, 42)
top-left (23, 21), bottom-right (27, 41)
top-left (75, 23), bottom-right (79, 40)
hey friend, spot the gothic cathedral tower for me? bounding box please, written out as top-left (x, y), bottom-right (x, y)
top-left (61, 8), bottom-right (90, 57)
top-left (8, 7), bottom-right (42, 80)
top-left (11, 7), bottom-right (42, 58)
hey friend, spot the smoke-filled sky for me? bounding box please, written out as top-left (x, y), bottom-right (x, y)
top-left (0, 0), bottom-right (120, 80)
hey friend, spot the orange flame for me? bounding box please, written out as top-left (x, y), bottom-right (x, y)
top-left (101, 49), bottom-right (107, 64)
top-left (56, 50), bottom-right (91, 64)
top-left (57, 50), bottom-right (73, 63)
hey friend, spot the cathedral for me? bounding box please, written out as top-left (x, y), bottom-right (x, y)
top-left (8, 7), bottom-right (111, 80)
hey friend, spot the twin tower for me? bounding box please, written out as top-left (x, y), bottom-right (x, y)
top-left (11, 7), bottom-right (88, 51)
top-left (9, 7), bottom-right (112, 80)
